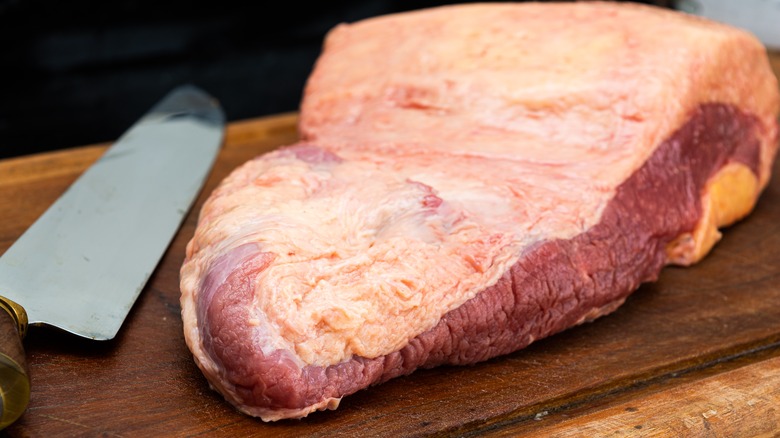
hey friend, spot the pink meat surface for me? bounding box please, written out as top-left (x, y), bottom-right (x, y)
top-left (180, 2), bottom-right (780, 421)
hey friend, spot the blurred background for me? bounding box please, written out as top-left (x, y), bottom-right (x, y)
top-left (0, 0), bottom-right (719, 159)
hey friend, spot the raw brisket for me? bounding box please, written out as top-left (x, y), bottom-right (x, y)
top-left (180, 2), bottom-right (780, 421)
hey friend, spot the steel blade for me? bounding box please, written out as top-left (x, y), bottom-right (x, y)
top-left (0, 85), bottom-right (224, 340)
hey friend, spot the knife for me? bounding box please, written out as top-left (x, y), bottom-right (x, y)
top-left (0, 85), bottom-right (225, 428)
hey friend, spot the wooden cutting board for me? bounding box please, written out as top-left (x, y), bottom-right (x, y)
top-left (2, 58), bottom-right (780, 437)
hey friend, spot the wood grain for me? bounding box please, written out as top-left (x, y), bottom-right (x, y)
top-left (0, 55), bottom-right (778, 437)
top-left (491, 348), bottom-right (780, 437)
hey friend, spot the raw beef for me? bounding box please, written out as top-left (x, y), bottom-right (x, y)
top-left (180, 2), bottom-right (780, 421)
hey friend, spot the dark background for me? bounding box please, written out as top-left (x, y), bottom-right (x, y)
top-left (0, 0), bottom-right (672, 159)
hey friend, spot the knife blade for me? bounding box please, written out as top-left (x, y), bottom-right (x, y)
top-left (0, 85), bottom-right (225, 428)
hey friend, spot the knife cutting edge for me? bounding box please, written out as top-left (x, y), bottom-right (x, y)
top-left (0, 85), bottom-right (225, 428)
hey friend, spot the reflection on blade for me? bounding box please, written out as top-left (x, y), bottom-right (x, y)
top-left (0, 86), bottom-right (225, 340)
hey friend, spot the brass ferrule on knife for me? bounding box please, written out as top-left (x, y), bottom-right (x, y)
top-left (0, 296), bottom-right (28, 340)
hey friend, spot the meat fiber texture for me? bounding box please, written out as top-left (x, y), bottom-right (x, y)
top-left (180, 2), bottom-right (780, 421)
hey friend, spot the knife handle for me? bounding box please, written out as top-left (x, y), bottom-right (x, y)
top-left (0, 296), bottom-right (30, 429)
